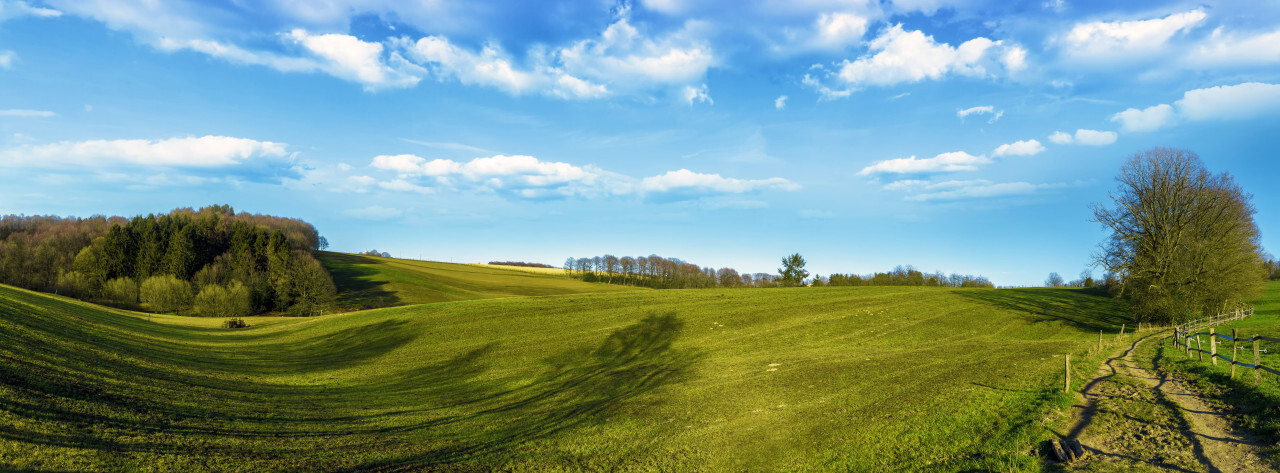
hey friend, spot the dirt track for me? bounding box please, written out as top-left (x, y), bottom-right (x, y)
top-left (1061, 334), bottom-right (1272, 472)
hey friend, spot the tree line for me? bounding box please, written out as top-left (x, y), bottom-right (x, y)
top-left (0, 205), bottom-right (335, 316)
top-left (563, 255), bottom-right (995, 289)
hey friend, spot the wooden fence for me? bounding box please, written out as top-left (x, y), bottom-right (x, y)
top-left (1172, 305), bottom-right (1278, 384)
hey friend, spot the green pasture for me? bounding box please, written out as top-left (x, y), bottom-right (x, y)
top-left (0, 277), bottom-right (1132, 472)
top-left (318, 252), bottom-right (632, 309)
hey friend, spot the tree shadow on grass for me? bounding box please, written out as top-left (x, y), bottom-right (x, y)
top-left (336, 312), bottom-right (703, 472)
top-left (957, 288), bottom-right (1131, 333)
top-left (318, 252), bottom-right (401, 309)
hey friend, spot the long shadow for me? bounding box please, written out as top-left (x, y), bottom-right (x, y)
top-left (1, 287), bottom-right (701, 469)
top-left (958, 288), bottom-right (1130, 333)
top-left (318, 252), bottom-right (401, 309)
top-left (335, 313), bottom-right (702, 472)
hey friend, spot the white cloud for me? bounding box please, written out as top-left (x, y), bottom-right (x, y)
top-left (992, 139), bottom-right (1045, 157)
top-left (1110, 104), bottom-right (1174, 132)
top-left (639, 169), bottom-right (799, 193)
top-left (402, 12), bottom-right (710, 100)
top-left (0, 135), bottom-right (290, 167)
top-left (0, 109), bottom-right (55, 117)
top-left (1174, 82), bottom-right (1280, 121)
top-left (0, 50), bottom-right (13, 69)
top-left (832, 24), bottom-right (1018, 87)
top-left (1073, 129), bottom-right (1117, 146)
top-left (286, 29), bottom-right (421, 91)
top-left (378, 179), bottom-right (434, 194)
top-left (1188, 28), bottom-right (1280, 67)
top-left (812, 12), bottom-right (869, 49)
top-left (369, 153), bottom-right (797, 200)
top-left (910, 180), bottom-right (1039, 201)
top-left (859, 151), bottom-right (989, 175)
top-left (683, 84), bottom-right (712, 105)
top-left (1002, 45), bottom-right (1028, 72)
top-left (1048, 131), bottom-right (1073, 144)
top-left (1062, 9), bottom-right (1206, 60)
top-left (0, 1), bottom-right (61, 22)
top-left (775, 95), bottom-right (788, 110)
top-left (343, 205), bottom-right (403, 220)
top-left (958, 105), bottom-right (1004, 124)
top-left (157, 37), bottom-right (318, 74)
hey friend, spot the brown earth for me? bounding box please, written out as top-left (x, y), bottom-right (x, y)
top-left (1056, 334), bottom-right (1272, 472)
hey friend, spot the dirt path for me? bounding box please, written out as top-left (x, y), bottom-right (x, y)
top-left (1061, 334), bottom-right (1272, 472)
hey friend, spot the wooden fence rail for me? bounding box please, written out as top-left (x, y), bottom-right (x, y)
top-left (1174, 323), bottom-right (1278, 384)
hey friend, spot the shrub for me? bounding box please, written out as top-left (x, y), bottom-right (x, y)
top-left (222, 318), bottom-right (248, 329)
top-left (140, 275), bottom-right (193, 313)
top-left (54, 271), bottom-right (93, 299)
top-left (103, 277), bottom-right (139, 303)
top-left (193, 281), bottom-right (252, 317)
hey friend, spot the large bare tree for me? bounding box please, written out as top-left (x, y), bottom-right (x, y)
top-left (1092, 148), bottom-right (1267, 323)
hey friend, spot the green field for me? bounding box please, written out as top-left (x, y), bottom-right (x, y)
top-left (0, 259), bottom-right (1136, 471)
top-left (318, 252), bottom-right (632, 309)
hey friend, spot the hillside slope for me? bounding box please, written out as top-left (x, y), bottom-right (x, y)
top-left (0, 283), bottom-right (1131, 472)
top-left (318, 251), bottom-right (634, 308)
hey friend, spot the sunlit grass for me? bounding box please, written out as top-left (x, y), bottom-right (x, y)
top-left (0, 282), bottom-right (1133, 471)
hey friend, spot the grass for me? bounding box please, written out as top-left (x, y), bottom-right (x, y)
top-left (1141, 280), bottom-right (1280, 463)
top-left (0, 278), bottom-right (1134, 472)
top-left (317, 252), bottom-right (633, 309)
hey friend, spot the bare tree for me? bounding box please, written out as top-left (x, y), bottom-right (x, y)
top-left (1045, 272), bottom-right (1064, 287)
top-left (1092, 147), bottom-right (1266, 323)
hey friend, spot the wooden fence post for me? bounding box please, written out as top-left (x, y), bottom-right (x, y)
top-left (1186, 335), bottom-right (1192, 358)
top-left (1231, 328), bottom-right (1238, 379)
top-left (1120, 324), bottom-right (1126, 339)
top-left (1210, 328), bottom-right (1217, 366)
top-left (1098, 330), bottom-right (1103, 351)
top-left (1255, 336), bottom-right (1262, 386)
top-left (1065, 354), bottom-right (1071, 393)
top-left (1197, 336), bottom-right (1204, 362)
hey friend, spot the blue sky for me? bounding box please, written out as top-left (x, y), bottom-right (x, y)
top-left (1, 0), bottom-right (1278, 286)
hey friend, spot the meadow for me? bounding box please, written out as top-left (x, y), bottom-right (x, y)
top-left (0, 259), bottom-right (1136, 472)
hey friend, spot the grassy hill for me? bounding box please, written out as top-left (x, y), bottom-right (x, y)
top-left (0, 276), bottom-right (1132, 472)
top-left (318, 252), bottom-right (634, 309)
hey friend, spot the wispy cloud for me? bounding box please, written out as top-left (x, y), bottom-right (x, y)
top-left (1047, 129), bottom-right (1116, 146)
top-left (0, 109), bottom-right (55, 117)
top-left (859, 151), bottom-right (989, 176)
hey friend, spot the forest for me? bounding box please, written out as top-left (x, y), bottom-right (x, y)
top-left (0, 205), bottom-right (335, 316)
top-left (563, 255), bottom-right (995, 289)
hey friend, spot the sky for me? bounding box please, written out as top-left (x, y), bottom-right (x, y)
top-left (1, 0), bottom-right (1278, 286)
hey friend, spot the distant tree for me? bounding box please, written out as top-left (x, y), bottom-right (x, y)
top-left (1045, 272), bottom-right (1064, 287)
top-left (317, 236), bottom-right (329, 251)
top-left (563, 257), bottom-right (577, 276)
top-left (1092, 147), bottom-right (1267, 323)
top-left (103, 277), bottom-right (139, 304)
top-left (778, 253), bottom-right (809, 287)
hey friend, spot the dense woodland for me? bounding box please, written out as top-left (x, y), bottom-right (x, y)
top-left (563, 255), bottom-right (995, 289)
top-left (0, 205), bottom-right (335, 316)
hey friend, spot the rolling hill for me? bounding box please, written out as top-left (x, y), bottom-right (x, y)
top-left (317, 251), bottom-right (634, 309)
top-left (0, 261), bottom-right (1135, 471)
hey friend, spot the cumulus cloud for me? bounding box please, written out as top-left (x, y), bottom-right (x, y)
top-left (368, 153), bottom-right (797, 200)
top-left (639, 169), bottom-right (799, 193)
top-left (1074, 129), bottom-right (1118, 146)
top-left (1062, 9), bottom-right (1206, 61)
top-left (992, 139), bottom-right (1045, 157)
top-left (858, 151), bottom-right (990, 175)
top-left (1110, 104), bottom-right (1175, 132)
top-left (0, 135), bottom-right (290, 167)
top-left (0, 135), bottom-right (299, 184)
top-left (833, 24), bottom-right (1020, 87)
top-left (683, 84), bottom-right (713, 105)
top-left (286, 29), bottom-right (421, 91)
top-left (1175, 82), bottom-right (1280, 121)
top-left (775, 95), bottom-right (787, 110)
top-left (812, 12), bottom-right (869, 49)
top-left (1048, 129), bottom-right (1116, 146)
top-left (1188, 28), bottom-right (1280, 67)
top-left (0, 109), bottom-right (55, 117)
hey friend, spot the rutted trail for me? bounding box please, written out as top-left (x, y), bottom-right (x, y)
top-left (1065, 334), bottom-right (1272, 472)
